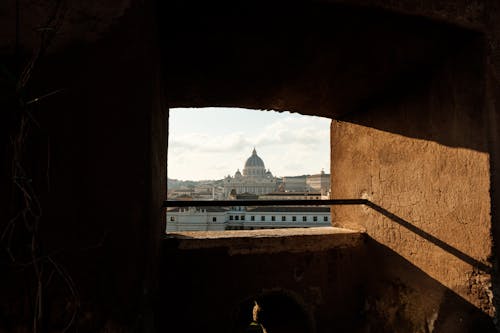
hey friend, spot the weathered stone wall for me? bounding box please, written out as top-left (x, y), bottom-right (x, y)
top-left (0, 1), bottom-right (166, 331)
top-left (161, 235), bottom-right (368, 333)
top-left (2, 0), bottom-right (500, 332)
top-left (331, 27), bottom-right (496, 328)
top-left (162, 231), bottom-right (495, 333)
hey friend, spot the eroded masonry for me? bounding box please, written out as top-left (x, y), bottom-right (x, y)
top-left (2, 0), bottom-right (500, 332)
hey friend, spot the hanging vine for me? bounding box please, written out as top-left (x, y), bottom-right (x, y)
top-left (0, 1), bottom-right (80, 332)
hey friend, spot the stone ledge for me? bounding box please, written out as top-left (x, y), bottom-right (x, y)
top-left (164, 227), bottom-right (365, 255)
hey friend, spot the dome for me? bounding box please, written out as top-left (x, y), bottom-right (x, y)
top-left (244, 148), bottom-right (265, 169)
top-left (243, 148), bottom-right (266, 177)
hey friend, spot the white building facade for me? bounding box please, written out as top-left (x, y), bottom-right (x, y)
top-left (225, 206), bottom-right (330, 230)
top-left (166, 206), bottom-right (330, 232)
top-left (166, 207), bottom-right (227, 232)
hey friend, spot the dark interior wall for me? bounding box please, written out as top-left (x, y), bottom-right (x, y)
top-left (161, 242), bottom-right (368, 333)
top-left (163, 1), bottom-right (471, 118)
top-left (1, 2), bottom-right (166, 332)
top-left (162, 236), bottom-right (496, 333)
top-left (331, 28), bottom-right (496, 325)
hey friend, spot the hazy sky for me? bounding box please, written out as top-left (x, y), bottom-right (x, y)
top-left (168, 107), bottom-right (331, 181)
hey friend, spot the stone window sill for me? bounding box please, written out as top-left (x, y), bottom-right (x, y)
top-left (164, 227), bottom-right (364, 255)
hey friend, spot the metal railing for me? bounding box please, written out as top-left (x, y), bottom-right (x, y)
top-left (163, 198), bottom-right (489, 272)
top-left (163, 199), bottom-right (368, 208)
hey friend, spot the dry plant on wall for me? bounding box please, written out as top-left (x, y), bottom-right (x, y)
top-left (0, 1), bottom-right (79, 332)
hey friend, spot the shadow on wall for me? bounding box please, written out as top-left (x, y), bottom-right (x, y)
top-left (363, 201), bottom-right (490, 273)
top-left (338, 30), bottom-right (486, 152)
top-left (164, 1), bottom-right (474, 120)
top-left (160, 233), bottom-right (496, 332)
top-left (362, 237), bottom-right (496, 333)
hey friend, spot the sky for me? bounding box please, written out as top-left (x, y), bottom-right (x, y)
top-left (168, 107), bottom-right (331, 181)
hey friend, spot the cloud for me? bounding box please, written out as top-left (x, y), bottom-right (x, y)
top-left (168, 109), bottom-right (330, 180)
top-left (170, 131), bottom-right (251, 153)
top-left (254, 117), bottom-right (329, 147)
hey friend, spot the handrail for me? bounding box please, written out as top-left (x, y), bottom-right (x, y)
top-left (163, 198), bottom-right (490, 272)
top-left (163, 199), bottom-right (369, 207)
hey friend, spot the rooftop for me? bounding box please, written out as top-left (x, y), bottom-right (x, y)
top-left (246, 206), bottom-right (330, 213)
top-left (262, 192), bottom-right (322, 196)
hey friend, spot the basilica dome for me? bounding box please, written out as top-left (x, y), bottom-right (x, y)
top-left (243, 148), bottom-right (266, 177)
top-left (245, 148), bottom-right (265, 168)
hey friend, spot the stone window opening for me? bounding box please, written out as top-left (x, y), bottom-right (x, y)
top-left (166, 107), bottom-right (332, 233)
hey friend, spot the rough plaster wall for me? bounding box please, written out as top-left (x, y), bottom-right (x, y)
top-left (331, 34), bottom-right (495, 324)
top-left (332, 124), bottom-right (492, 300)
top-left (483, 1), bottom-right (500, 326)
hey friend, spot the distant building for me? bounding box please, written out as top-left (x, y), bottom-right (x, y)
top-left (168, 187), bottom-right (194, 198)
top-left (228, 191), bottom-right (259, 200)
top-left (226, 206), bottom-right (330, 230)
top-left (223, 148), bottom-right (278, 197)
top-left (306, 170), bottom-right (330, 195)
top-left (168, 182), bottom-right (225, 200)
top-left (259, 192), bottom-right (323, 200)
top-left (282, 175), bottom-right (308, 192)
top-left (166, 206), bottom-right (330, 232)
top-left (166, 207), bottom-right (227, 232)
top-left (166, 149), bottom-right (333, 232)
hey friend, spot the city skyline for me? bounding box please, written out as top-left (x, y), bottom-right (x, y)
top-left (168, 107), bottom-right (331, 181)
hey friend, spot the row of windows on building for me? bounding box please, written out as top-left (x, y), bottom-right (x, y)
top-left (169, 216), bottom-right (223, 222)
top-left (168, 216), bottom-right (329, 223)
top-left (226, 226), bottom-right (292, 230)
top-left (228, 215), bottom-right (328, 222)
